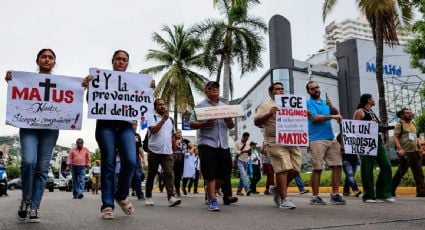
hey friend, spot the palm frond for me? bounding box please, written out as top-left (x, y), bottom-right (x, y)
top-left (323, 0), bottom-right (337, 22)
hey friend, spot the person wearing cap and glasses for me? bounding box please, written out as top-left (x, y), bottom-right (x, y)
top-left (190, 81), bottom-right (237, 211)
top-left (254, 82), bottom-right (301, 210)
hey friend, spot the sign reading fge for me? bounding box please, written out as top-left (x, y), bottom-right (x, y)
top-left (274, 95), bottom-right (309, 146)
top-left (87, 68), bottom-right (154, 121)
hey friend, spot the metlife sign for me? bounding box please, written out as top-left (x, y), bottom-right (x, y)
top-left (366, 62), bottom-right (402, 76)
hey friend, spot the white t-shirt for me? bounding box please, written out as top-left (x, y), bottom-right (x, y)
top-left (148, 113), bottom-right (175, 155)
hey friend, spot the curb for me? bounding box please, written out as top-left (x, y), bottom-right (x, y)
top-left (152, 187), bottom-right (418, 196)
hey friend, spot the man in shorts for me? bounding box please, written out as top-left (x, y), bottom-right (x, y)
top-left (306, 81), bottom-right (345, 205)
top-left (254, 82), bottom-right (300, 209)
top-left (190, 81), bottom-right (236, 211)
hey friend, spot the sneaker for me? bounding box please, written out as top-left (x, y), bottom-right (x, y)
top-left (379, 197), bottom-right (396, 203)
top-left (137, 194), bottom-right (146, 200)
top-left (223, 196), bottom-right (238, 205)
top-left (236, 191), bottom-right (244, 196)
top-left (364, 199), bottom-right (377, 203)
top-left (310, 196), bottom-right (326, 205)
top-left (330, 194), bottom-right (346, 205)
top-left (279, 198), bottom-right (296, 209)
top-left (299, 189), bottom-right (309, 195)
top-left (343, 192), bottom-right (351, 197)
top-left (208, 198), bottom-right (220, 211)
top-left (17, 200), bottom-right (30, 222)
top-left (168, 196), bottom-right (181, 207)
top-left (131, 191), bottom-right (136, 197)
top-left (28, 209), bottom-right (40, 223)
top-left (246, 190), bottom-right (252, 196)
top-left (269, 186), bottom-right (281, 207)
top-left (145, 198), bottom-right (155, 206)
top-left (354, 191), bottom-right (362, 197)
top-left (77, 194), bottom-right (84, 199)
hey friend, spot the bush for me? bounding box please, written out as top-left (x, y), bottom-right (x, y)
top-left (6, 164), bottom-right (20, 179)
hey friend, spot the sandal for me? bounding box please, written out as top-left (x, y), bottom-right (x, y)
top-left (116, 199), bottom-right (134, 215)
top-left (101, 207), bottom-right (114, 220)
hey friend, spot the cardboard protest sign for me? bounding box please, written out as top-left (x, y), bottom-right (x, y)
top-left (6, 71), bottom-right (84, 130)
top-left (87, 68), bottom-right (154, 122)
top-left (274, 95), bottom-right (309, 146)
top-left (341, 119), bottom-right (378, 156)
top-left (194, 105), bottom-right (244, 121)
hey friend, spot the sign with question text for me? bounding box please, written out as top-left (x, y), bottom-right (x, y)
top-left (6, 71), bottom-right (84, 130)
top-left (87, 68), bottom-right (154, 123)
top-left (274, 95), bottom-right (309, 146)
top-left (341, 119), bottom-right (378, 156)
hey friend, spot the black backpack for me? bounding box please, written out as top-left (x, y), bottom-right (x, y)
top-left (142, 116), bottom-right (174, 152)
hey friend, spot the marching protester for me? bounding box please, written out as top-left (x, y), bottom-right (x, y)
top-left (82, 50), bottom-right (138, 219)
top-left (131, 120), bottom-right (145, 200)
top-left (91, 160), bottom-right (101, 195)
top-left (182, 142), bottom-right (196, 195)
top-left (174, 129), bottom-right (190, 196)
top-left (188, 147), bottom-right (201, 194)
top-left (235, 132), bottom-right (252, 196)
top-left (336, 134), bottom-right (362, 197)
top-left (391, 108), bottom-right (425, 197)
top-left (254, 82), bottom-right (301, 209)
top-left (6, 49), bottom-right (60, 222)
top-left (353, 94), bottom-right (394, 203)
top-left (248, 142), bottom-right (261, 194)
top-left (306, 81), bottom-right (346, 205)
top-left (261, 144), bottom-right (274, 195)
top-left (190, 81), bottom-right (236, 211)
top-left (144, 99), bottom-right (181, 207)
top-left (66, 138), bottom-right (91, 199)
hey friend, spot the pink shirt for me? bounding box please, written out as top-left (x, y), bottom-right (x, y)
top-left (66, 147), bottom-right (91, 167)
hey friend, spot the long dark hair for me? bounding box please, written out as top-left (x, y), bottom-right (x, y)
top-left (357, 94), bottom-right (372, 109)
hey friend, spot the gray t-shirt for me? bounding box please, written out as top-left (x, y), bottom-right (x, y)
top-left (190, 98), bottom-right (230, 149)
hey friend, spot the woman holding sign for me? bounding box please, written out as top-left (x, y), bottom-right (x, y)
top-left (353, 94), bottom-right (394, 203)
top-left (82, 50), bottom-right (139, 220)
top-left (5, 49), bottom-right (59, 223)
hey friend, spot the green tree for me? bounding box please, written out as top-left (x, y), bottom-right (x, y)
top-left (141, 25), bottom-right (208, 129)
top-left (406, 0), bottom-right (425, 73)
top-left (196, 0), bottom-right (267, 100)
top-left (90, 149), bottom-right (101, 165)
top-left (323, 0), bottom-right (414, 139)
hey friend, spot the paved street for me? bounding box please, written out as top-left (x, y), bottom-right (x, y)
top-left (1, 190), bottom-right (425, 230)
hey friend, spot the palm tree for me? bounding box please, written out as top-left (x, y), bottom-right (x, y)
top-left (323, 0), bottom-right (413, 136)
top-left (141, 25), bottom-right (208, 130)
top-left (196, 0), bottom-right (267, 100)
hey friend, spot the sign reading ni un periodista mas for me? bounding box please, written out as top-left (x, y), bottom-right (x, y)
top-left (87, 68), bottom-right (154, 122)
top-left (274, 95), bottom-right (309, 147)
top-left (341, 119), bottom-right (378, 156)
top-left (6, 71), bottom-right (84, 130)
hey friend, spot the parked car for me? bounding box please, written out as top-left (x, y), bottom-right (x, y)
top-left (8, 178), bottom-right (22, 190)
top-left (46, 167), bottom-right (56, 192)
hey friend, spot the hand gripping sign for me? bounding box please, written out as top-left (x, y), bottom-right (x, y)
top-left (87, 68), bottom-right (154, 123)
top-left (274, 95), bottom-right (309, 146)
top-left (6, 71), bottom-right (84, 130)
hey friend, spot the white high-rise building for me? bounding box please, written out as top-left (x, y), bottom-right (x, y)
top-left (324, 16), bottom-right (413, 50)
